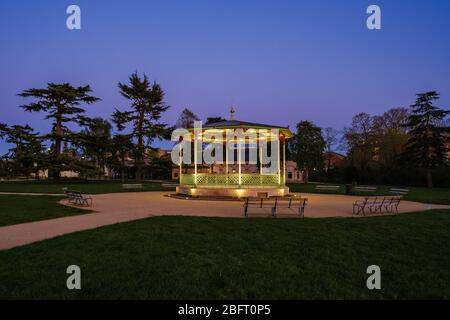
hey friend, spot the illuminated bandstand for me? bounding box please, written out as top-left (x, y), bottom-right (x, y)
top-left (175, 111), bottom-right (293, 198)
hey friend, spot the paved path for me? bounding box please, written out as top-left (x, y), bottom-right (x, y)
top-left (0, 192), bottom-right (448, 250)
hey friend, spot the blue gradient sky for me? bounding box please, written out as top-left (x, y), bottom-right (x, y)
top-left (1, 0), bottom-right (449, 152)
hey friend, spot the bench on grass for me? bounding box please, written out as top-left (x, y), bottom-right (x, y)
top-left (63, 188), bottom-right (92, 207)
top-left (243, 196), bottom-right (307, 218)
top-left (351, 185), bottom-right (377, 193)
top-left (389, 187), bottom-right (409, 196)
top-left (314, 185), bottom-right (340, 192)
top-left (161, 183), bottom-right (178, 188)
top-left (353, 196), bottom-right (402, 216)
top-left (122, 183), bottom-right (143, 190)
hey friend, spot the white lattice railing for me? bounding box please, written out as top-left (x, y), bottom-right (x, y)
top-left (180, 173), bottom-right (283, 186)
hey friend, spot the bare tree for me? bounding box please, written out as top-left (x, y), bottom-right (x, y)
top-left (176, 108), bottom-right (200, 129)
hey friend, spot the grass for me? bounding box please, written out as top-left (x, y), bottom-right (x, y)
top-left (0, 195), bottom-right (92, 227)
top-left (288, 183), bottom-right (450, 205)
top-left (0, 180), bottom-right (173, 194)
top-left (0, 210), bottom-right (449, 299)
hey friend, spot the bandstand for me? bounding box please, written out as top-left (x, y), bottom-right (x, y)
top-left (176, 111), bottom-right (293, 198)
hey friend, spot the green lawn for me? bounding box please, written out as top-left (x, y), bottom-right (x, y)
top-left (288, 183), bottom-right (450, 205)
top-left (0, 210), bottom-right (449, 299)
top-left (0, 195), bottom-right (92, 227)
top-left (0, 180), bottom-right (173, 194)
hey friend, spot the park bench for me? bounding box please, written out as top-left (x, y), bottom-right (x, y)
top-left (353, 196), bottom-right (402, 215)
top-left (272, 196), bottom-right (308, 218)
top-left (351, 185), bottom-right (377, 193)
top-left (243, 196), bottom-right (307, 218)
top-left (382, 196), bottom-right (402, 214)
top-left (63, 189), bottom-right (92, 206)
top-left (122, 183), bottom-right (143, 190)
top-left (314, 185), bottom-right (340, 192)
top-left (389, 187), bottom-right (409, 196)
top-left (161, 183), bottom-right (178, 189)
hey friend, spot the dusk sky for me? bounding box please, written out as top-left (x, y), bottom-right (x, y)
top-left (1, 0), bottom-right (449, 153)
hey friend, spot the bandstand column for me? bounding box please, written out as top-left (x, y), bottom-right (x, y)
top-left (225, 140), bottom-right (228, 184)
top-left (283, 138), bottom-right (286, 185)
top-left (259, 134), bottom-right (263, 184)
top-left (179, 145), bottom-right (182, 184)
top-left (238, 137), bottom-right (242, 186)
top-left (277, 134), bottom-right (281, 185)
top-left (194, 132), bottom-right (197, 185)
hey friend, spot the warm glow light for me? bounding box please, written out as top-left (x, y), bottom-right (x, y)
top-left (235, 189), bottom-right (244, 198)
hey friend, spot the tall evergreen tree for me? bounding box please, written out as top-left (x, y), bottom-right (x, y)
top-left (109, 134), bottom-right (134, 183)
top-left (402, 91), bottom-right (449, 187)
top-left (112, 72), bottom-right (171, 181)
top-left (0, 123), bottom-right (45, 177)
top-left (76, 117), bottom-right (112, 178)
top-left (290, 121), bottom-right (326, 182)
top-left (18, 83), bottom-right (100, 179)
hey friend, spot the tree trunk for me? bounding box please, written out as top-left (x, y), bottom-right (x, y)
top-left (136, 109), bottom-right (145, 181)
top-left (427, 167), bottom-right (433, 188)
top-left (121, 156), bottom-right (126, 183)
top-left (304, 168), bottom-right (309, 183)
top-left (54, 117), bottom-right (62, 181)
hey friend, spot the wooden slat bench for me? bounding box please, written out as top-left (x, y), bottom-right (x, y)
top-left (161, 183), bottom-right (178, 188)
top-left (389, 187), bottom-right (409, 196)
top-left (63, 189), bottom-right (92, 207)
top-left (243, 196), bottom-right (307, 218)
top-left (122, 183), bottom-right (143, 190)
top-left (314, 185), bottom-right (340, 192)
top-left (351, 185), bottom-right (377, 193)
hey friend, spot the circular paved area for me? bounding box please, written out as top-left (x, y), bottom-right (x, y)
top-left (0, 192), bottom-right (448, 250)
top-left (73, 192), bottom-right (448, 218)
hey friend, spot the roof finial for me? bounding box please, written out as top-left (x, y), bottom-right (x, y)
top-left (229, 106), bottom-right (235, 121)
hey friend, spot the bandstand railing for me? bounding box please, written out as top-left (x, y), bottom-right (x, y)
top-left (180, 173), bottom-right (284, 186)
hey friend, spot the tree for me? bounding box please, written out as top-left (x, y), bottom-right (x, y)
top-left (112, 72), bottom-right (171, 181)
top-left (76, 117), bottom-right (112, 178)
top-left (323, 127), bottom-right (339, 171)
top-left (18, 83), bottom-right (100, 179)
top-left (109, 134), bottom-right (134, 183)
top-left (372, 108), bottom-right (410, 167)
top-left (176, 108), bottom-right (199, 128)
top-left (0, 123), bottom-right (45, 177)
top-left (343, 113), bottom-right (376, 182)
top-left (290, 121), bottom-right (326, 182)
top-left (402, 91), bottom-right (449, 187)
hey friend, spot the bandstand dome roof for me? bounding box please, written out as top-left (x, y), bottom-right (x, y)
top-left (195, 119), bottom-right (294, 139)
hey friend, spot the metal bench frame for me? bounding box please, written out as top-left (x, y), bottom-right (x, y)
top-left (63, 189), bottom-right (92, 206)
top-left (243, 196), bottom-right (307, 218)
top-left (353, 196), bottom-right (402, 215)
